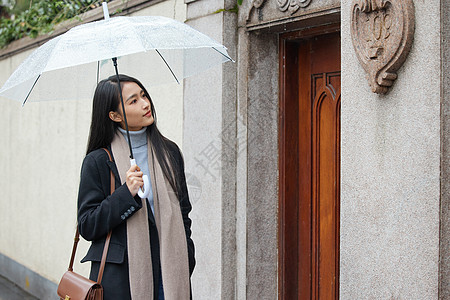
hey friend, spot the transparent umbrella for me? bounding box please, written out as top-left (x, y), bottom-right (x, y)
top-left (0, 2), bottom-right (233, 197)
top-left (0, 6), bottom-right (232, 104)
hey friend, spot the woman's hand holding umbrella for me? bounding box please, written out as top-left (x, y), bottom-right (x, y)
top-left (126, 164), bottom-right (145, 197)
top-left (129, 159), bottom-right (150, 198)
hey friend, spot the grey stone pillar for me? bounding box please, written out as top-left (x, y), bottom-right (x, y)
top-left (440, 1), bottom-right (450, 299)
top-left (245, 31), bottom-right (279, 300)
top-left (183, 1), bottom-right (238, 299)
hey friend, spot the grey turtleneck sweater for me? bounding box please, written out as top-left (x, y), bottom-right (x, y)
top-left (118, 127), bottom-right (154, 213)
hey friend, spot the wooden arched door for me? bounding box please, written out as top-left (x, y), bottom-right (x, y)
top-left (279, 28), bottom-right (341, 299)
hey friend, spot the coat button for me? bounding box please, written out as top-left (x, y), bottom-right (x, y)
top-left (124, 212), bottom-right (129, 217)
top-left (130, 206), bottom-right (135, 212)
top-left (121, 215), bottom-right (126, 220)
top-left (127, 209), bottom-right (132, 214)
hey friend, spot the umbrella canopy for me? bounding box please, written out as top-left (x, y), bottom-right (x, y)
top-left (0, 14), bottom-right (233, 104)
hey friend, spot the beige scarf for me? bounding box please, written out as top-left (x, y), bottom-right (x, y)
top-left (111, 132), bottom-right (190, 300)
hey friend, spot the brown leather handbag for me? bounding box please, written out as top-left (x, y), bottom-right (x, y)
top-left (57, 149), bottom-right (115, 300)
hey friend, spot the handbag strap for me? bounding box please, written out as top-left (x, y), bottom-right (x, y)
top-left (68, 148), bottom-right (116, 285)
top-left (96, 148), bottom-right (115, 284)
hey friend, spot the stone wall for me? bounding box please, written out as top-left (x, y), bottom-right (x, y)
top-left (340, 0), bottom-right (441, 298)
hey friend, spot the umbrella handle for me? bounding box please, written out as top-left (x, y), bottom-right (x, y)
top-left (130, 159), bottom-right (151, 199)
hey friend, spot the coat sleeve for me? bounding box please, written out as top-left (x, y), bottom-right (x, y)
top-left (77, 152), bottom-right (142, 241)
top-left (173, 146), bottom-right (196, 276)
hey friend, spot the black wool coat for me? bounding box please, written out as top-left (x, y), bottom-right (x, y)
top-left (77, 142), bottom-right (195, 300)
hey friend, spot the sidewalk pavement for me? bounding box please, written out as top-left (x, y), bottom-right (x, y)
top-left (0, 274), bottom-right (39, 300)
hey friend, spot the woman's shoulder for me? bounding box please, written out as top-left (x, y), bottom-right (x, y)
top-left (85, 148), bottom-right (111, 160)
top-left (82, 148), bottom-right (113, 170)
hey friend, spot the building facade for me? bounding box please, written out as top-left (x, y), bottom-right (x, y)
top-left (0, 0), bottom-right (448, 299)
top-left (184, 0), bottom-right (448, 298)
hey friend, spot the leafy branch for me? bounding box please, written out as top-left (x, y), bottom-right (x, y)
top-left (0, 0), bottom-right (111, 48)
top-left (214, 0), bottom-right (242, 14)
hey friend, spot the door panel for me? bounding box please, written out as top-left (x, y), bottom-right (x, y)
top-left (313, 73), bottom-right (340, 299)
top-left (279, 30), bottom-right (341, 300)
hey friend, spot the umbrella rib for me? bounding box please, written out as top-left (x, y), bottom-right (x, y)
top-left (212, 47), bottom-right (235, 62)
top-left (97, 61), bottom-right (100, 84)
top-left (22, 75), bottom-right (41, 106)
top-left (155, 49), bottom-right (180, 84)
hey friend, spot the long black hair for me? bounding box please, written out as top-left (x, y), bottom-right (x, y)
top-left (86, 74), bottom-right (183, 197)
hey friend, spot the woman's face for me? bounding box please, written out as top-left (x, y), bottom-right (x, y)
top-left (109, 81), bottom-right (154, 131)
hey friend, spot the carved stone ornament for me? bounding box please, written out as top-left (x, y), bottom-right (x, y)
top-left (246, 0), bottom-right (313, 22)
top-left (278, 0), bottom-right (312, 14)
top-left (246, 0), bottom-right (267, 22)
top-left (350, 0), bottom-right (415, 94)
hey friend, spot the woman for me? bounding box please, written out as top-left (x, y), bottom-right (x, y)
top-left (77, 74), bottom-right (195, 299)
